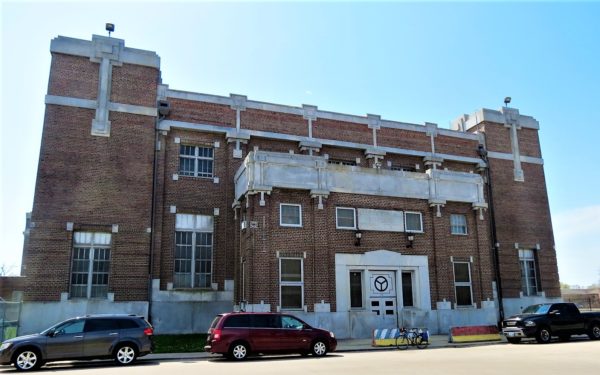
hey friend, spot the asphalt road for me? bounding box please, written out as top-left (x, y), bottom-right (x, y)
top-left (1, 340), bottom-right (598, 374)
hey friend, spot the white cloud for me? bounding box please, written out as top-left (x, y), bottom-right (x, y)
top-left (553, 205), bottom-right (600, 287)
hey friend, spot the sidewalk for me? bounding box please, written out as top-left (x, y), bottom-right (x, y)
top-left (144, 335), bottom-right (506, 361)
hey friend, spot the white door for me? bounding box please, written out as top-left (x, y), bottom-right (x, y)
top-left (369, 271), bottom-right (396, 317)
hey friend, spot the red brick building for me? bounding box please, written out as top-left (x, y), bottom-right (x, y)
top-left (18, 34), bottom-right (560, 337)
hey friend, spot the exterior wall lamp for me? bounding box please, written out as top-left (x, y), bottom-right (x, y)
top-left (406, 233), bottom-right (415, 248)
top-left (354, 230), bottom-right (362, 246)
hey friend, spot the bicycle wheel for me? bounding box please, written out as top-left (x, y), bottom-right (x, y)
top-left (395, 335), bottom-right (409, 350)
top-left (415, 335), bottom-right (428, 349)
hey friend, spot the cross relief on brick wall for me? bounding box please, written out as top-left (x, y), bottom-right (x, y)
top-left (502, 107), bottom-right (525, 182)
top-left (89, 35), bottom-right (125, 137)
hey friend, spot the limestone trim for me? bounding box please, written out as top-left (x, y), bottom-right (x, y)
top-left (45, 95), bottom-right (157, 117)
top-left (160, 119), bottom-right (485, 166)
top-left (50, 35), bottom-right (160, 68)
top-left (234, 150), bottom-right (487, 207)
top-left (165, 89), bottom-right (481, 141)
top-left (487, 151), bottom-right (544, 165)
top-left (451, 107), bottom-right (540, 131)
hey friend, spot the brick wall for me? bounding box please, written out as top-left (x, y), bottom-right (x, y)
top-left (23, 51), bottom-right (159, 301)
top-left (480, 122), bottom-right (559, 298)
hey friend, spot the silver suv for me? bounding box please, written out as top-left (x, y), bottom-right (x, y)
top-left (0, 314), bottom-right (153, 371)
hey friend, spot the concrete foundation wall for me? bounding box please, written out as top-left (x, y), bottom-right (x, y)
top-left (19, 300), bottom-right (149, 335)
top-left (284, 306), bottom-right (497, 339)
top-left (150, 301), bottom-right (233, 334)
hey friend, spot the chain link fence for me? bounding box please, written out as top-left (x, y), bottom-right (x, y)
top-left (0, 299), bottom-right (21, 342)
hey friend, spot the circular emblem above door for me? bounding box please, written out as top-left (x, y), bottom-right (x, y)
top-left (373, 276), bottom-right (389, 292)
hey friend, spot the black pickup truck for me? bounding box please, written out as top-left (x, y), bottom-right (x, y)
top-left (502, 302), bottom-right (600, 343)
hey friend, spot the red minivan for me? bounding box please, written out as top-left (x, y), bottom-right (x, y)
top-left (204, 312), bottom-right (337, 360)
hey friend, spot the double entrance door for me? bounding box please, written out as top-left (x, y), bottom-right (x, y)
top-left (368, 270), bottom-right (415, 317)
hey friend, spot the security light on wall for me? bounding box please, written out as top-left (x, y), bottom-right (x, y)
top-left (354, 230), bottom-right (362, 247)
top-left (406, 233), bottom-right (415, 248)
top-left (504, 96), bottom-right (511, 107)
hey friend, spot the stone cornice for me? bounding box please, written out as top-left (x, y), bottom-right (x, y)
top-left (51, 35), bottom-right (160, 68)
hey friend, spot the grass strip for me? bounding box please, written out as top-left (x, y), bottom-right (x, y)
top-left (152, 334), bottom-right (207, 353)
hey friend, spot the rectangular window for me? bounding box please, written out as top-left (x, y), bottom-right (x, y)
top-left (328, 159), bottom-right (357, 166)
top-left (453, 262), bottom-right (473, 306)
top-left (174, 214), bottom-right (214, 288)
top-left (401, 271), bottom-right (414, 307)
top-left (390, 164), bottom-right (416, 172)
top-left (349, 271), bottom-right (363, 308)
top-left (336, 207), bottom-right (356, 229)
top-left (519, 249), bottom-right (538, 296)
top-left (179, 145), bottom-right (214, 178)
top-left (71, 232), bottom-right (111, 299)
top-left (450, 214), bottom-right (468, 235)
top-left (280, 204), bottom-right (302, 227)
top-left (404, 212), bottom-right (423, 232)
top-left (280, 258), bottom-right (303, 309)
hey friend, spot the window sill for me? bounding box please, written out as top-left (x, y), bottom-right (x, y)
top-left (178, 174), bottom-right (215, 180)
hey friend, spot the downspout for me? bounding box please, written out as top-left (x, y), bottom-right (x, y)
top-left (148, 114), bottom-right (164, 324)
top-left (477, 140), bottom-right (505, 325)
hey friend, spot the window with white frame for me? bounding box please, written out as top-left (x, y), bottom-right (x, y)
top-left (404, 212), bottom-right (423, 232)
top-left (179, 145), bottom-right (214, 178)
top-left (349, 271), bottom-right (363, 308)
top-left (453, 262), bottom-right (473, 306)
top-left (174, 214), bottom-right (213, 288)
top-left (280, 204), bottom-right (302, 227)
top-left (450, 214), bottom-right (468, 235)
top-left (336, 207), bottom-right (356, 229)
top-left (519, 249), bottom-right (538, 296)
top-left (71, 232), bottom-right (111, 299)
top-left (280, 258), bottom-right (303, 309)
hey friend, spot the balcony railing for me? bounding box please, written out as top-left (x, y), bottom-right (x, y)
top-left (234, 151), bottom-right (487, 209)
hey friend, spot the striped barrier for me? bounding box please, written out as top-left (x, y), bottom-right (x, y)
top-left (372, 328), bottom-right (401, 347)
top-left (448, 325), bottom-right (501, 343)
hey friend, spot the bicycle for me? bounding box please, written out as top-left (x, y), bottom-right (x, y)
top-left (394, 327), bottom-right (429, 350)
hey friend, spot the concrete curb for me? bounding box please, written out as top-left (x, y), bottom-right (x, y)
top-left (142, 335), bottom-right (507, 361)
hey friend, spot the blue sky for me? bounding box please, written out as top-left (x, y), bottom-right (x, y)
top-left (1, 1), bottom-right (599, 287)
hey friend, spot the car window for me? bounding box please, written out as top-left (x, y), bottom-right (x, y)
top-left (55, 319), bottom-right (85, 335)
top-left (209, 315), bottom-right (222, 329)
top-left (223, 315), bottom-right (251, 328)
top-left (85, 319), bottom-right (119, 332)
top-left (281, 316), bottom-right (303, 329)
top-left (118, 319), bottom-right (141, 329)
top-left (252, 314), bottom-right (280, 328)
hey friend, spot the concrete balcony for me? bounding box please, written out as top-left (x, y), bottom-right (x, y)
top-left (234, 151), bottom-right (487, 209)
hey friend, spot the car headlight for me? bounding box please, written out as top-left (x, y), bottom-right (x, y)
top-left (524, 320), bottom-right (536, 327)
top-left (329, 331), bottom-right (335, 338)
top-left (0, 342), bottom-right (13, 351)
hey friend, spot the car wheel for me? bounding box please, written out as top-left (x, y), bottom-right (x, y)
top-left (229, 342), bottom-right (249, 360)
top-left (311, 340), bottom-right (327, 357)
top-left (114, 344), bottom-right (138, 365)
top-left (506, 337), bottom-right (521, 344)
top-left (13, 348), bottom-right (42, 371)
top-left (588, 323), bottom-right (600, 340)
top-left (536, 327), bottom-right (552, 344)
